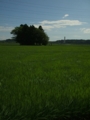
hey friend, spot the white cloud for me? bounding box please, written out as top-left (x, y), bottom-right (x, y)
top-left (81, 28), bottom-right (90, 34)
top-left (0, 26), bottom-right (14, 32)
top-left (40, 20), bottom-right (83, 26)
top-left (34, 19), bottom-right (85, 30)
top-left (63, 14), bottom-right (69, 18)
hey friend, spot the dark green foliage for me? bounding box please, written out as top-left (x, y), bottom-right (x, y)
top-left (11, 24), bottom-right (49, 45)
top-left (38, 25), bottom-right (44, 32)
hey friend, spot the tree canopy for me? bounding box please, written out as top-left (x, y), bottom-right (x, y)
top-left (11, 24), bottom-right (49, 45)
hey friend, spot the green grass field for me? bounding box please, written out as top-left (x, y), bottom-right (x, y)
top-left (0, 45), bottom-right (90, 120)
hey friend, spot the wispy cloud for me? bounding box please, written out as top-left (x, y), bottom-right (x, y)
top-left (0, 26), bottom-right (14, 32)
top-left (81, 28), bottom-right (90, 34)
top-left (63, 14), bottom-right (69, 18)
top-left (34, 19), bottom-right (85, 30)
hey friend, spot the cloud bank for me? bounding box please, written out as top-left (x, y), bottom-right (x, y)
top-left (34, 19), bottom-right (85, 30)
top-left (0, 19), bottom-right (86, 33)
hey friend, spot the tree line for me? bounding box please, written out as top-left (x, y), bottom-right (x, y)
top-left (56, 39), bottom-right (90, 44)
top-left (11, 24), bottom-right (49, 45)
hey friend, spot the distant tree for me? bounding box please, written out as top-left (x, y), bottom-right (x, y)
top-left (11, 24), bottom-right (49, 45)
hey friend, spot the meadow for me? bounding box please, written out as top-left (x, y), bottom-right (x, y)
top-left (0, 44), bottom-right (90, 120)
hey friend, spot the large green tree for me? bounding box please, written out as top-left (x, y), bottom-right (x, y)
top-left (11, 24), bottom-right (49, 45)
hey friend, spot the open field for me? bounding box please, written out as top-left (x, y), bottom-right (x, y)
top-left (0, 45), bottom-right (90, 120)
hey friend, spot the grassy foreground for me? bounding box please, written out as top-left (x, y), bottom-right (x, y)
top-left (0, 45), bottom-right (90, 120)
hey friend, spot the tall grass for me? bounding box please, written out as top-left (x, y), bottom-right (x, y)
top-left (0, 45), bottom-right (90, 120)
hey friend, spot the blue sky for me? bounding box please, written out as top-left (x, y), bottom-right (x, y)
top-left (0, 0), bottom-right (90, 41)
